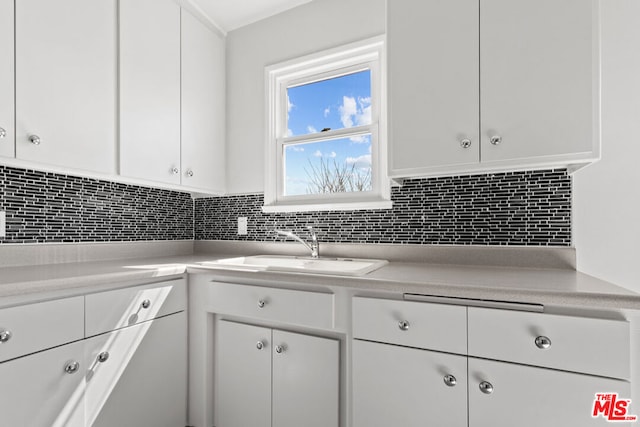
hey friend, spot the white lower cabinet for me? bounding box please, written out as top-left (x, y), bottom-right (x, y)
top-left (0, 279), bottom-right (187, 427)
top-left (85, 312), bottom-right (187, 427)
top-left (352, 298), bottom-right (632, 427)
top-left (0, 313), bottom-right (187, 427)
top-left (216, 320), bottom-right (339, 427)
top-left (0, 340), bottom-right (85, 427)
top-left (469, 357), bottom-right (631, 427)
top-left (353, 339), bottom-right (467, 427)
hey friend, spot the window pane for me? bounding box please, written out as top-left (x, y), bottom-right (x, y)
top-left (286, 70), bottom-right (371, 137)
top-left (284, 135), bottom-right (372, 196)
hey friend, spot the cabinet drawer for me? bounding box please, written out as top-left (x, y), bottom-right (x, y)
top-left (207, 282), bottom-right (334, 330)
top-left (468, 308), bottom-right (630, 380)
top-left (352, 297), bottom-right (467, 354)
top-left (0, 296), bottom-right (84, 363)
top-left (86, 278), bottom-right (186, 337)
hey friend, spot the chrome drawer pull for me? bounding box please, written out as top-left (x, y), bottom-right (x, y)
top-left (141, 299), bottom-right (151, 309)
top-left (444, 374), bottom-right (457, 387)
top-left (398, 320), bottom-right (410, 331)
top-left (97, 351), bottom-right (110, 363)
top-left (479, 381), bottom-right (494, 395)
top-left (257, 299), bottom-right (266, 309)
top-left (0, 329), bottom-right (12, 343)
top-left (535, 335), bottom-right (551, 350)
top-left (275, 345), bottom-right (285, 354)
top-left (256, 341), bottom-right (265, 350)
top-left (64, 361), bottom-right (80, 375)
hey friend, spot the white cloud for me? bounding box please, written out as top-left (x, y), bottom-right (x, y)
top-left (324, 107), bottom-right (331, 117)
top-left (356, 103), bottom-right (372, 127)
top-left (346, 154), bottom-right (372, 169)
top-left (339, 96), bottom-right (357, 128)
top-left (290, 146), bottom-right (304, 152)
top-left (307, 125), bottom-right (318, 134)
top-left (287, 97), bottom-right (294, 113)
top-left (339, 96), bottom-right (372, 129)
top-left (312, 150), bottom-right (337, 158)
top-left (286, 128), bottom-right (293, 137)
top-left (350, 134), bottom-right (371, 144)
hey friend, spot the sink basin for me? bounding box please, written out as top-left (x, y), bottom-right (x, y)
top-left (196, 255), bottom-right (388, 277)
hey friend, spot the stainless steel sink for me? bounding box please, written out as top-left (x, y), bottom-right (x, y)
top-left (196, 255), bottom-right (388, 277)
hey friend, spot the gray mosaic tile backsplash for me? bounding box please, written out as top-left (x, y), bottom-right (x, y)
top-left (195, 169), bottom-right (572, 246)
top-left (0, 165), bottom-right (571, 246)
top-left (0, 165), bottom-right (193, 243)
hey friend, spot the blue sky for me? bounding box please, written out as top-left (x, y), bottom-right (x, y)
top-left (284, 70), bottom-right (372, 196)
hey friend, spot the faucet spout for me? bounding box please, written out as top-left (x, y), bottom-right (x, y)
top-left (274, 227), bottom-right (320, 258)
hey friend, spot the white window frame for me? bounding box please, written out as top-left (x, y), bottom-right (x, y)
top-left (263, 36), bottom-right (391, 213)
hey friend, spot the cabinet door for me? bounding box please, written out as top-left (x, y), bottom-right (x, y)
top-left (480, 0), bottom-right (598, 164)
top-left (216, 321), bottom-right (271, 427)
top-left (0, 340), bottom-right (85, 427)
top-left (388, 0), bottom-right (479, 177)
top-left (85, 312), bottom-right (187, 427)
top-left (15, 0), bottom-right (116, 173)
top-left (353, 339), bottom-right (467, 427)
top-left (120, 0), bottom-right (181, 185)
top-left (272, 330), bottom-right (339, 427)
top-left (181, 10), bottom-right (226, 193)
top-left (0, 0), bottom-right (14, 158)
top-left (469, 357), bottom-right (632, 427)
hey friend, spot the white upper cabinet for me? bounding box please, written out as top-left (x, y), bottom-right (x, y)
top-left (480, 0), bottom-right (598, 166)
top-left (119, 0), bottom-right (182, 185)
top-left (181, 10), bottom-right (226, 193)
top-left (388, 0), bottom-right (480, 176)
top-left (0, 0), bottom-right (14, 159)
top-left (15, 0), bottom-right (117, 174)
top-left (388, 0), bottom-right (599, 178)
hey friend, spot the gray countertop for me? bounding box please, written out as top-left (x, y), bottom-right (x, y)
top-left (0, 245), bottom-right (639, 311)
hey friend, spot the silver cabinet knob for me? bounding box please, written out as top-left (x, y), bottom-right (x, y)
top-left (490, 135), bottom-right (502, 145)
top-left (257, 300), bottom-right (266, 309)
top-left (479, 381), bottom-right (494, 395)
top-left (256, 341), bottom-right (265, 350)
top-left (0, 329), bottom-right (12, 343)
top-left (64, 361), bottom-right (80, 375)
top-left (460, 139), bottom-right (472, 149)
top-left (535, 336), bottom-right (551, 350)
top-left (171, 167), bottom-right (179, 175)
top-left (275, 345), bottom-right (285, 354)
top-left (444, 374), bottom-right (457, 387)
top-left (398, 320), bottom-right (410, 331)
top-left (0, 127), bottom-right (6, 138)
top-left (97, 352), bottom-right (110, 363)
top-left (141, 299), bottom-right (151, 309)
top-left (29, 135), bottom-right (41, 145)
top-left (186, 169), bottom-right (194, 178)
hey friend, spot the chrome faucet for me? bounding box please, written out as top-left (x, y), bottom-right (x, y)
top-left (274, 226), bottom-right (319, 259)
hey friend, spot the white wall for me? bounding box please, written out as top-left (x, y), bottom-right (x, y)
top-left (574, 0), bottom-right (640, 293)
top-left (225, 0), bottom-right (386, 194)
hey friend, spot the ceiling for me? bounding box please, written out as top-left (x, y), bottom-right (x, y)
top-left (191, 0), bottom-right (314, 33)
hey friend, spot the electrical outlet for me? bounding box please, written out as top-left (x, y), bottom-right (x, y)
top-left (237, 217), bottom-right (248, 235)
top-left (0, 211), bottom-right (6, 238)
